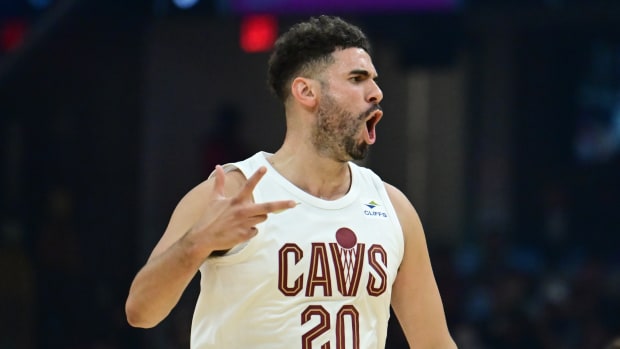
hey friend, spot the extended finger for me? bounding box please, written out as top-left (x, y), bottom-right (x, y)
top-left (235, 166), bottom-right (268, 201)
top-left (253, 200), bottom-right (298, 215)
top-left (233, 200), bottom-right (296, 219)
top-left (241, 218), bottom-right (266, 230)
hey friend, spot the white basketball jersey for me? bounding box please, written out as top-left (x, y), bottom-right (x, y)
top-left (191, 152), bottom-right (404, 349)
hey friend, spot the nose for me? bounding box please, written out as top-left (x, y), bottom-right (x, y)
top-left (368, 80), bottom-right (383, 104)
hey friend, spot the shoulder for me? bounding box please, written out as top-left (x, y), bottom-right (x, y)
top-left (382, 182), bottom-right (424, 242)
top-left (350, 163), bottom-right (386, 190)
top-left (186, 168), bottom-right (246, 207)
top-left (383, 183), bottom-right (416, 216)
top-left (177, 167), bottom-right (247, 227)
top-left (148, 168), bottom-right (247, 261)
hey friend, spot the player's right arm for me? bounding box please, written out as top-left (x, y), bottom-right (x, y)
top-left (125, 166), bottom-right (296, 328)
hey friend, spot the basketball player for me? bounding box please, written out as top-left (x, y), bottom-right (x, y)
top-left (126, 15), bottom-right (457, 349)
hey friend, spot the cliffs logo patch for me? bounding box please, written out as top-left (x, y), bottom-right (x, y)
top-left (362, 200), bottom-right (388, 219)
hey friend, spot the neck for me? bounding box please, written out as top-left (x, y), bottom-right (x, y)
top-left (267, 147), bottom-right (352, 200)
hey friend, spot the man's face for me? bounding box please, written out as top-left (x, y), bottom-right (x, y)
top-left (311, 48), bottom-right (384, 162)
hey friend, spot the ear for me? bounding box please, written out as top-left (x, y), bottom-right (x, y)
top-left (290, 77), bottom-right (318, 108)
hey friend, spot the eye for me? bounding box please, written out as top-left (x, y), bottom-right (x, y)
top-left (350, 75), bottom-right (364, 82)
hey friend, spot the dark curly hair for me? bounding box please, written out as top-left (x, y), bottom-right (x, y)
top-left (267, 15), bottom-right (371, 102)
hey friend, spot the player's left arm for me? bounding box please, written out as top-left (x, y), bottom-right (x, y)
top-left (385, 183), bottom-right (457, 349)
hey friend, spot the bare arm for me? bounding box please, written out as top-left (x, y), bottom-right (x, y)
top-left (386, 183), bottom-right (457, 349)
top-left (125, 166), bottom-right (296, 328)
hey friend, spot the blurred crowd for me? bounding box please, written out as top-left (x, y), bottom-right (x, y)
top-left (437, 230), bottom-right (620, 349)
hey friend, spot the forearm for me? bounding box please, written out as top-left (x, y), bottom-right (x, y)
top-left (394, 302), bottom-right (457, 349)
top-left (125, 235), bottom-right (209, 328)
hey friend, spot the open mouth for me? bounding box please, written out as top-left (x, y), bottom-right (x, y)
top-left (364, 108), bottom-right (383, 144)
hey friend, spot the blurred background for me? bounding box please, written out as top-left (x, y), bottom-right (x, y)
top-left (1, 0), bottom-right (619, 348)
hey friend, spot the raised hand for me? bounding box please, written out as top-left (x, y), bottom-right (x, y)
top-left (185, 165), bottom-right (296, 258)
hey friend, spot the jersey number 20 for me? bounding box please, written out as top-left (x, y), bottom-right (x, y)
top-left (302, 305), bottom-right (359, 349)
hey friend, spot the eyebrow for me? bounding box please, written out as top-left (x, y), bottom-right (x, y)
top-left (349, 69), bottom-right (378, 79)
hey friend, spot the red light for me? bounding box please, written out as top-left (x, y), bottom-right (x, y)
top-left (240, 15), bottom-right (277, 53)
top-left (1, 19), bottom-right (28, 52)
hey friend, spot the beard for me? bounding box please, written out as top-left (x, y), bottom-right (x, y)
top-left (312, 94), bottom-right (373, 161)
